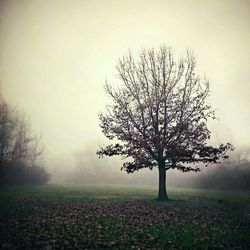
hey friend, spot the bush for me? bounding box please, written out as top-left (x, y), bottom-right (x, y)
top-left (1, 162), bottom-right (50, 186)
top-left (193, 162), bottom-right (250, 191)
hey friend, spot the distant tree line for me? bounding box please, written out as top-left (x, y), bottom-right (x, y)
top-left (191, 151), bottom-right (250, 191)
top-left (0, 94), bottom-right (50, 186)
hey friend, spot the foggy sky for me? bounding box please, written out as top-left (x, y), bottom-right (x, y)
top-left (0, 0), bottom-right (249, 173)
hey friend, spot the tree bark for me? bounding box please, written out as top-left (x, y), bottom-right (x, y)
top-left (158, 160), bottom-right (168, 201)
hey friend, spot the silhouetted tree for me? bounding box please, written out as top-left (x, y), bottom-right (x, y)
top-left (0, 94), bottom-right (49, 185)
top-left (97, 47), bottom-right (233, 200)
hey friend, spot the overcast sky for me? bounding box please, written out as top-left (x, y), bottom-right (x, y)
top-left (0, 0), bottom-right (249, 170)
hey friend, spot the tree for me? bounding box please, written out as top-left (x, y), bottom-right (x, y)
top-left (0, 94), bottom-right (49, 185)
top-left (97, 47), bottom-right (233, 201)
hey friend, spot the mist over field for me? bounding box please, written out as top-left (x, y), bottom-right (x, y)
top-left (0, 0), bottom-right (249, 188)
top-left (49, 146), bottom-right (250, 191)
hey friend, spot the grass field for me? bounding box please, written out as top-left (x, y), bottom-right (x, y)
top-left (0, 185), bottom-right (249, 249)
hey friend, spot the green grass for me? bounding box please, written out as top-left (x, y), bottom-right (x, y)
top-left (0, 185), bottom-right (249, 249)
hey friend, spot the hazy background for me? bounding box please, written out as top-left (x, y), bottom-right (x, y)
top-left (0, 0), bottom-right (249, 186)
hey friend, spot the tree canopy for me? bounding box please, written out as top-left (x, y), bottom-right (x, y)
top-left (97, 47), bottom-right (233, 200)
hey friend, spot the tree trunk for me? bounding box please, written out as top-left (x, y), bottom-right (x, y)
top-left (158, 160), bottom-right (168, 201)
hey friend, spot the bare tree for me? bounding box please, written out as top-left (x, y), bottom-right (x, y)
top-left (0, 95), bottom-right (45, 184)
top-left (10, 113), bottom-right (44, 167)
top-left (0, 97), bottom-right (17, 167)
top-left (97, 47), bottom-right (233, 200)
